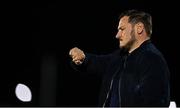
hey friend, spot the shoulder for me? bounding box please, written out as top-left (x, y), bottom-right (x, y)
top-left (139, 41), bottom-right (166, 63)
top-left (140, 50), bottom-right (168, 68)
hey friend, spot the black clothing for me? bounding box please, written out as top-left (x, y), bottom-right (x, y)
top-left (71, 40), bottom-right (170, 107)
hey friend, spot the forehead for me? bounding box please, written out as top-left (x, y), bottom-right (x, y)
top-left (119, 16), bottom-right (129, 27)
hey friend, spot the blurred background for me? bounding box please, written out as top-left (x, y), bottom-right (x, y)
top-left (1, 0), bottom-right (179, 106)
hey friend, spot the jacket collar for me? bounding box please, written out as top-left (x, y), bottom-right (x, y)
top-left (130, 39), bottom-right (151, 55)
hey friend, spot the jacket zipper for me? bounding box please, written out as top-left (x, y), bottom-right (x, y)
top-left (102, 58), bottom-right (125, 107)
top-left (118, 55), bottom-right (128, 106)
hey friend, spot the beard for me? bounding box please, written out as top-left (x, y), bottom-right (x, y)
top-left (121, 29), bottom-right (136, 52)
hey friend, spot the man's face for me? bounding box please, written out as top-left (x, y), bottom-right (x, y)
top-left (116, 16), bottom-right (136, 50)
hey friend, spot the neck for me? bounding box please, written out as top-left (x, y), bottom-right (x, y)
top-left (128, 37), bottom-right (150, 53)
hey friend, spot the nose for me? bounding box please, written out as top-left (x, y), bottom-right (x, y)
top-left (116, 31), bottom-right (121, 39)
top-left (115, 34), bottom-right (119, 39)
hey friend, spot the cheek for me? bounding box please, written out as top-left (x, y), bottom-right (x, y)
top-left (124, 33), bottom-right (131, 41)
top-left (121, 31), bottom-right (126, 38)
top-left (126, 30), bottom-right (132, 38)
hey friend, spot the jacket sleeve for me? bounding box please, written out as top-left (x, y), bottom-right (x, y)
top-left (70, 53), bottom-right (113, 76)
top-left (138, 53), bottom-right (170, 106)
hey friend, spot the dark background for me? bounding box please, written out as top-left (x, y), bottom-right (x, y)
top-left (1, 0), bottom-right (179, 106)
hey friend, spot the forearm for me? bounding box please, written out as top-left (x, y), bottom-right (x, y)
top-left (70, 53), bottom-right (111, 76)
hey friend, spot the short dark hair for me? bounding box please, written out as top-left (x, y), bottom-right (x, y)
top-left (119, 9), bottom-right (152, 37)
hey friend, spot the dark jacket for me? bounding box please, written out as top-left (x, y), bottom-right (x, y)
top-left (71, 40), bottom-right (170, 107)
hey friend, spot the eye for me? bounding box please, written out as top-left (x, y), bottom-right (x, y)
top-left (120, 27), bottom-right (125, 31)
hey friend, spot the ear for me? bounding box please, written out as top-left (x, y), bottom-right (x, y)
top-left (136, 22), bottom-right (144, 34)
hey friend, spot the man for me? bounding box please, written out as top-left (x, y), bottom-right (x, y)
top-left (69, 10), bottom-right (170, 107)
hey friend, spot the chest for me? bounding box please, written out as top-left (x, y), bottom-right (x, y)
top-left (110, 55), bottom-right (145, 92)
